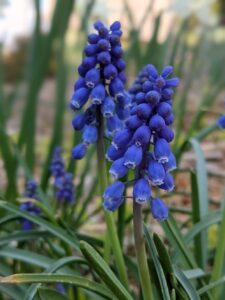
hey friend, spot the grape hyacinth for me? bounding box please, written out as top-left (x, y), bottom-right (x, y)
top-left (49, 146), bottom-right (65, 178)
top-left (70, 20), bottom-right (131, 160)
top-left (217, 100), bottom-right (225, 129)
top-left (54, 173), bottom-right (75, 203)
top-left (217, 115), bottom-right (225, 128)
top-left (104, 64), bottom-right (179, 220)
top-left (50, 147), bottom-right (75, 203)
top-left (55, 284), bottom-right (66, 294)
top-left (20, 180), bottom-right (41, 230)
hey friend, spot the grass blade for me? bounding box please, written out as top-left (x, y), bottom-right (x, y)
top-left (171, 211), bottom-right (222, 263)
top-left (144, 224), bottom-right (170, 300)
top-left (0, 214), bottom-right (18, 226)
top-left (162, 216), bottom-right (197, 268)
top-left (184, 211), bottom-right (222, 246)
top-left (173, 266), bottom-right (201, 300)
top-left (124, 0), bottom-right (154, 69)
top-left (189, 138), bottom-right (208, 269)
top-left (210, 193), bottom-right (225, 298)
top-left (40, 37), bottom-right (68, 190)
top-left (38, 287), bottom-right (69, 300)
top-left (74, 177), bottom-right (98, 227)
top-left (183, 269), bottom-right (206, 280)
top-left (0, 248), bottom-right (83, 277)
top-left (187, 85), bottom-right (222, 138)
top-left (143, 13), bottom-right (162, 68)
top-left (80, 0), bottom-right (96, 34)
top-left (24, 256), bottom-right (85, 300)
top-left (18, 0), bottom-right (42, 169)
top-left (0, 285), bottom-right (24, 300)
top-left (168, 19), bottom-right (188, 66)
top-left (0, 201), bottom-right (79, 250)
top-left (0, 230), bottom-right (52, 247)
top-left (153, 233), bottom-right (178, 289)
top-left (0, 248), bottom-right (55, 269)
top-left (198, 277), bottom-right (225, 296)
top-left (19, 0), bottom-right (74, 170)
top-left (80, 240), bottom-right (132, 300)
top-left (0, 125), bottom-right (17, 199)
top-left (0, 274), bottom-right (114, 299)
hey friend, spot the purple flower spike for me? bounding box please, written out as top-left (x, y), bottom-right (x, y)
top-left (70, 20), bottom-right (128, 161)
top-left (104, 63), bottom-right (179, 219)
top-left (20, 180), bottom-right (40, 231)
top-left (217, 115), bottom-right (225, 128)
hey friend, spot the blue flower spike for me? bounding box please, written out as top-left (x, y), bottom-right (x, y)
top-left (217, 115), bottom-right (225, 128)
top-left (20, 180), bottom-right (41, 231)
top-left (104, 63), bottom-right (179, 221)
top-left (50, 147), bottom-right (76, 204)
top-left (49, 146), bottom-right (65, 178)
top-left (70, 20), bottom-right (128, 161)
top-left (217, 101), bottom-right (225, 128)
top-left (55, 173), bottom-right (75, 204)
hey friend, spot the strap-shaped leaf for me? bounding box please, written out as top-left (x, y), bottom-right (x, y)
top-left (0, 125), bottom-right (17, 198)
top-left (0, 248), bottom-right (54, 269)
top-left (183, 269), bottom-right (206, 280)
top-left (153, 234), bottom-right (174, 276)
top-left (24, 256), bottom-right (85, 300)
top-left (163, 216), bottom-right (197, 268)
top-left (198, 277), bottom-right (225, 296)
top-left (153, 233), bottom-right (178, 288)
top-left (173, 266), bottom-right (201, 300)
top-left (0, 230), bottom-right (52, 247)
top-left (143, 225), bottom-right (170, 300)
top-left (0, 274), bottom-right (113, 299)
top-left (173, 211), bottom-right (222, 260)
top-left (80, 241), bottom-right (132, 300)
top-left (170, 288), bottom-right (176, 300)
top-left (0, 214), bottom-right (18, 226)
top-left (0, 261), bottom-right (26, 300)
top-left (189, 138), bottom-right (208, 269)
top-left (38, 287), bottom-right (69, 300)
top-left (0, 201), bottom-right (79, 250)
top-left (0, 248), bottom-right (83, 273)
top-left (0, 284), bottom-right (24, 300)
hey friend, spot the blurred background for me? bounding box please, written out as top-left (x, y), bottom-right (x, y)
top-left (0, 0), bottom-right (225, 216)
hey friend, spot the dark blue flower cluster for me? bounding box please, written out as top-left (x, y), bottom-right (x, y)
top-left (20, 180), bottom-right (41, 230)
top-left (104, 64), bottom-right (179, 220)
top-left (54, 173), bottom-right (75, 203)
top-left (218, 115), bottom-right (225, 128)
top-left (49, 146), bottom-right (65, 178)
top-left (70, 20), bottom-right (131, 160)
top-left (55, 284), bottom-right (66, 294)
top-left (217, 100), bottom-right (225, 129)
top-left (50, 147), bottom-right (75, 203)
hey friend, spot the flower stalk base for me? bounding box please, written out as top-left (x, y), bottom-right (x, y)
top-left (133, 201), bottom-right (153, 300)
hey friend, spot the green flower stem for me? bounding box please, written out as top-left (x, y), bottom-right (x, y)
top-left (96, 110), bottom-right (129, 290)
top-left (210, 203), bottom-right (225, 299)
top-left (133, 201), bottom-right (153, 300)
top-left (118, 199), bottom-right (126, 246)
